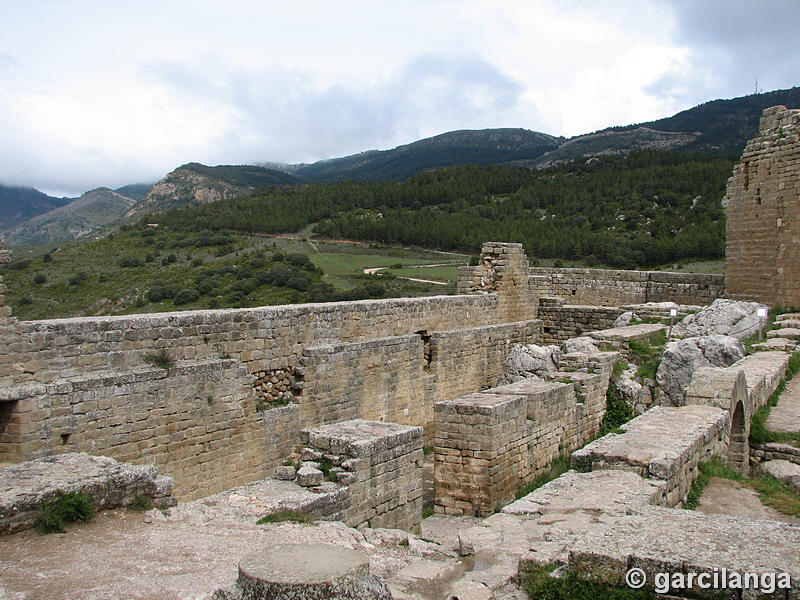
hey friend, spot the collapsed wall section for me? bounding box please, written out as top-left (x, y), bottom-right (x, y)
top-left (301, 419), bottom-right (423, 533)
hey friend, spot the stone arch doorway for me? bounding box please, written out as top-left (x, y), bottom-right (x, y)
top-left (728, 401), bottom-right (749, 474)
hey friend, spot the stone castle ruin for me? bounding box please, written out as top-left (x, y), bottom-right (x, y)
top-left (1, 108), bottom-right (800, 598)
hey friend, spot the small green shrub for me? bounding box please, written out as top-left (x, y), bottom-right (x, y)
top-left (33, 272), bottom-right (47, 284)
top-left (612, 360), bottom-right (627, 379)
top-left (256, 510), bottom-right (313, 524)
top-left (34, 490), bottom-right (94, 534)
top-left (143, 349), bottom-right (174, 370)
top-left (599, 385), bottom-right (634, 436)
top-left (127, 493), bottom-right (153, 512)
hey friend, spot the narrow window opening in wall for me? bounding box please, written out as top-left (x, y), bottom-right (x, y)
top-left (571, 289), bottom-right (576, 295)
top-left (416, 330), bottom-right (432, 368)
top-left (0, 402), bottom-right (13, 452)
top-left (743, 162), bottom-right (750, 190)
top-left (60, 433), bottom-right (71, 445)
top-left (756, 188), bottom-right (762, 205)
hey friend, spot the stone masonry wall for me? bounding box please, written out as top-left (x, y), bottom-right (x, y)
top-left (0, 359), bottom-right (298, 500)
top-left (298, 336), bottom-right (425, 430)
top-left (457, 242), bottom-right (536, 321)
top-left (301, 420), bottom-right (423, 533)
top-left (0, 295), bottom-right (503, 389)
top-left (726, 105), bottom-right (800, 309)
top-left (434, 392), bottom-right (529, 516)
top-left (434, 349), bottom-right (616, 516)
top-left (426, 320), bottom-right (541, 410)
top-left (537, 297), bottom-right (623, 343)
top-left (530, 267), bottom-right (724, 307)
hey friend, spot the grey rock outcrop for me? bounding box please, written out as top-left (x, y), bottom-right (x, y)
top-left (502, 344), bottom-right (561, 380)
top-left (614, 363), bottom-right (643, 408)
top-left (656, 335), bottom-right (746, 406)
top-left (612, 311), bottom-right (637, 328)
top-left (562, 336), bottom-right (600, 354)
top-left (671, 299), bottom-right (767, 340)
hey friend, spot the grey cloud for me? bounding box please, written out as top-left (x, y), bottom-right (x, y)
top-left (144, 53), bottom-right (527, 165)
top-left (662, 0), bottom-right (800, 98)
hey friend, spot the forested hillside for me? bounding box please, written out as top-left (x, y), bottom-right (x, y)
top-left (150, 150), bottom-right (735, 269)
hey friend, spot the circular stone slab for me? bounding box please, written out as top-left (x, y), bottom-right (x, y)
top-left (236, 544), bottom-right (392, 600)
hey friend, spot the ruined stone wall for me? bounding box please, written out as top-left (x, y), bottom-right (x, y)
top-left (0, 295), bottom-right (503, 389)
top-left (433, 351), bottom-right (616, 516)
top-left (426, 321), bottom-right (541, 408)
top-left (537, 297), bottom-right (623, 343)
top-left (298, 335), bottom-right (425, 429)
top-left (302, 420), bottom-right (423, 532)
top-left (457, 242), bottom-right (536, 321)
top-left (0, 359), bottom-right (297, 499)
top-left (726, 105), bottom-right (800, 309)
top-left (529, 267), bottom-right (724, 307)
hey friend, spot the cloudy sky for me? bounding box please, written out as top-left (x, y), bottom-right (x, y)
top-left (1, 0), bottom-right (798, 196)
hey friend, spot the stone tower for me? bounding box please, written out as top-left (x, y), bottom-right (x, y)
top-left (0, 237), bottom-right (13, 326)
top-left (725, 105), bottom-right (800, 309)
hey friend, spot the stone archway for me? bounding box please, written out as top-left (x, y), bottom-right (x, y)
top-left (728, 400), bottom-right (749, 474)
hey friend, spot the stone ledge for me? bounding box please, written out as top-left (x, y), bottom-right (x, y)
top-left (0, 452), bottom-right (175, 535)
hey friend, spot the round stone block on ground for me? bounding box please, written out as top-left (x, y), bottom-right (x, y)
top-left (213, 543), bottom-right (392, 600)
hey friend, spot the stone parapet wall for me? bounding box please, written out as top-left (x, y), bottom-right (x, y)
top-left (529, 267), bottom-right (724, 307)
top-left (572, 405), bottom-right (730, 507)
top-left (0, 294), bottom-right (502, 389)
top-left (726, 105), bottom-right (800, 308)
top-left (0, 359), bottom-right (294, 500)
top-left (301, 420), bottom-right (423, 533)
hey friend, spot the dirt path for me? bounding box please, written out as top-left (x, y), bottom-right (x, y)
top-left (363, 263), bottom-right (458, 285)
top-left (767, 375), bottom-right (800, 433)
top-left (697, 477), bottom-right (800, 524)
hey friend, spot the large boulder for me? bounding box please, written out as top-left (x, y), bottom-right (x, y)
top-left (562, 336), bottom-right (599, 354)
top-left (656, 335), bottom-right (746, 406)
top-left (614, 363), bottom-right (643, 407)
top-left (671, 299), bottom-right (767, 340)
top-left (503, 344), bottom-right (561, 380)
top-left (611, 311), bottom-right (637, 328)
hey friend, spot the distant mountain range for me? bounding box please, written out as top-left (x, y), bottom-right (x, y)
top-left (2, 86), bottom-right (798, 246)
top-left (3, 187), bottom-right (138, 245)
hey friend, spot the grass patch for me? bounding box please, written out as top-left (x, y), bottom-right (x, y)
top-left (143, 349), bottom-right (174, 370)
top-left (34, 490), bottom-right (94, 534)
top-left (127, 493), bottom-right (153, 512)
top-left (256, 509), bottom-right (314, 524)
top-left (629, 331), bottom-right (666, 380)
top-left (749, 352), bottom-right (800, 447)
top-left (611, 360), bottom-right (627, 379)
top-left (422, 505), bottom-right (434, 519)
top-left (685, 457), bottom-right (800, 517)
top-left (423, 444), bottom-right (434, 456)
top-left (524, 562), bottom-right (656, 600)
top-left (516, 454), bottom-right (571, 499)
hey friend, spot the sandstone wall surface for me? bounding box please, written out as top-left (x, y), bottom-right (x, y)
top-left (726, 105), bottom-right (800, 308)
